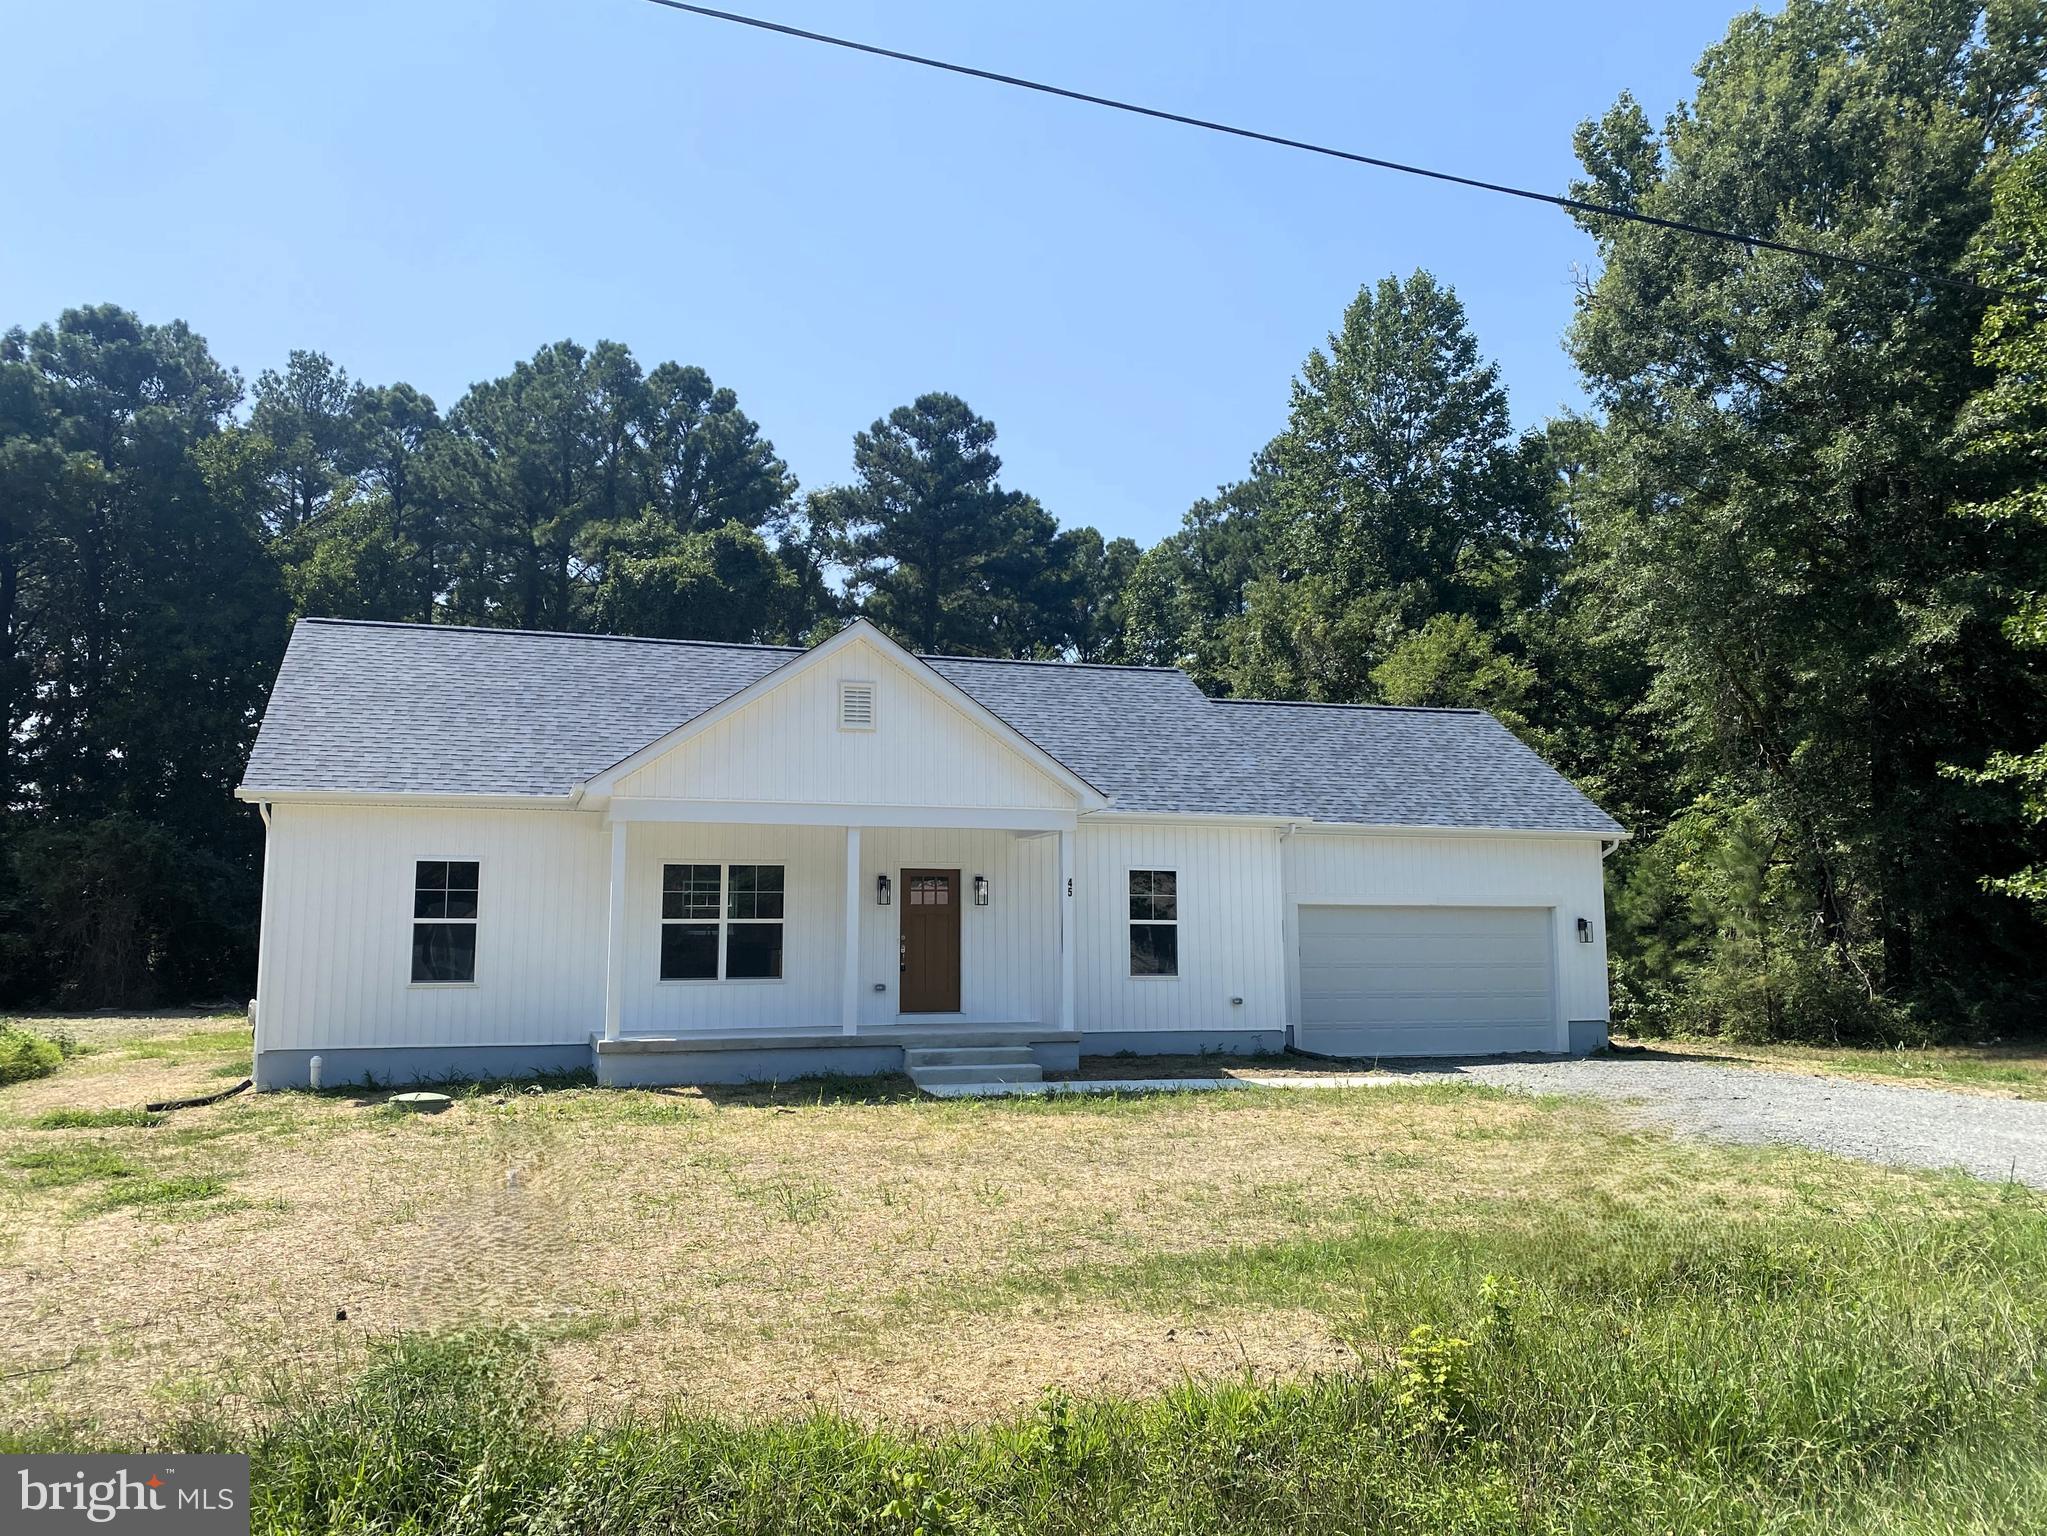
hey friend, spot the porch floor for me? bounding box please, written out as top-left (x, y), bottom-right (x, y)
top-left (595, 1022), bottom-right (1064, 1055)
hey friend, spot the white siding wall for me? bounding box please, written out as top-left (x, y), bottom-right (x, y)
top-left (1280, 831), bottom-right (1611, 1032)
top-left (1071, 821), bottom-right (1289, 1036)
top-left (255, 803), bottom-right (608, 1051)
top-left (614, 640), bottom-right (1072, 810)
top-left (619, 823), bottom-right (844, 1034)
top-left (255, 805), bottom-right (1607, 1055)
top-left (857, 829), bottom-right (1059, 1026)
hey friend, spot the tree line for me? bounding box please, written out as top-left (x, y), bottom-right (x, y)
top-left (4, 0), bottom-right (2045, 1042)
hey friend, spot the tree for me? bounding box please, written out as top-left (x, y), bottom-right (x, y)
top-left (249, 350), bottom-right (359, 534)
top-left (1371, 613), bottom-right (1538, 731)
top-left (579, 514), bottom-right (799, 643)
top-left (1120, 469), bottom-right (1274, 686)
top-left (1047, 526), bottom-right (1142, 662)
top-left (1954, 138), bottom-right (2047, 906)
top-left (1227, 271), bottom-right (1544, 701)
top-left (638, 361), bottom-right (795, 535)
top-left (1567, 0), bottom-right (2047, 1035)
top-left (821, 393), bottom-right (1058, 656)
top-left (0, 306), bottom-right (286, 1005)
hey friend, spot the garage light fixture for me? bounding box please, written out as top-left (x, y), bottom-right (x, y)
top-left (877, 874), bottom-right (892, 906)
top-left (1577, 918), bottom-right (1594, 944)
top-left (973, 874), bottom-right (990, 906)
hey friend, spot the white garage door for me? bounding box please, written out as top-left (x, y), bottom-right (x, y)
top-left (1295, 905), bottom-right (1556, 1057)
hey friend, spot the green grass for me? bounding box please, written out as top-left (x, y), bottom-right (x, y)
top-left (8, 1178), bottom-right (2046, 1533)
top-left (118, 1026), bottom-right (252, 1064)
top-left (6, 1142), bottom-right (142, 1187)
top-left (92, 1174), bottom-right (229, 1211)
top-left (30, 1107), bottom-right (164, 1130)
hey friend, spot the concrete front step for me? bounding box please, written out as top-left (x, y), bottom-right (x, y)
top-left (907, 1061), bottom-right (1045, 1087)
top-left (904, 1046), bottom-right (1038, 1068)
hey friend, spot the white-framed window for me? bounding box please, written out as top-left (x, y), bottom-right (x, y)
top-left (661, 863), bottom-right (785, 980)
top-left (838, 679), bottom-right (877, 730)
top-left (1128, 868), bottom-right (1178, 977)
top-left (411, 860), bottom-right (479, 983)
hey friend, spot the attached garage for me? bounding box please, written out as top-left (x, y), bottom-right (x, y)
top-left (1294, 904), bottom-right (1558, 1058)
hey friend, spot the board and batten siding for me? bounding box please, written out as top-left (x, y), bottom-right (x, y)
top-left (254, 803), bottom-right (608, 1053)
top-left (857, 829), bottom-right (1059, 1026)
top-left (612, 640), bottom-right (1074, 811)
top-left (1071, 820), bottom-right (1289, 1037)
top-left (1280, 831), bottom-right (1611, 1039)
top-left (619, 823), bottom-right (843, 1034)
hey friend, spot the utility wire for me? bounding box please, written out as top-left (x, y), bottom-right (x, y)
top-left (634, 0), bottom-right (2009, 303)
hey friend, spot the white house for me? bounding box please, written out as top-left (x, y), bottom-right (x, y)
top-left (234, 616), bottom-right (1625, 1090)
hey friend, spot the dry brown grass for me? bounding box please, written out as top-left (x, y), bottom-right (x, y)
top-left (0, 1013), bottom-right (1937, 1436)
top-left (1619, 1036), bottom-right (2047, 1100)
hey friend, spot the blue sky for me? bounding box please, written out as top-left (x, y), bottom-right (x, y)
top-left (3, 0), bottom-right (1741, 546)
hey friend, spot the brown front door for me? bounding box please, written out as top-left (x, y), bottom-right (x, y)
top-left (899, 869), bottom-right (962, 1013)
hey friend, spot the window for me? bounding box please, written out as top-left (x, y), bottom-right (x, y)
top-left (838, 679), bottom-right (876, 730)
top-left (412, 860), bottom-right (479, 983)
top-left (1128, 869), bottom-right (1178, 977)
top-left (661, 863), bottom-right (785, 980)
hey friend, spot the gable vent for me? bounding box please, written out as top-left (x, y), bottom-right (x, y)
top-left (838, 680), bottom-right (877, 731)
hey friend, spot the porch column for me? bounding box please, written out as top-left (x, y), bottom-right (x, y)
top-left (1057, 827), bottom-right (1076, 1032)
top-left (841, 825), bottom-right (862, 1035)
top-left (603, 819), bottom-right (627, 1041)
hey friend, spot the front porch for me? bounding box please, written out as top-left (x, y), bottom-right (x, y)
top-left (593, 811), bottom-right (1080, 1083)
top-left (592, 1020), bottom-right (1080, 1087)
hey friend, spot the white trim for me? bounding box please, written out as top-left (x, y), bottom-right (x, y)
top-left (1057, 828), bottom-right (1075, 1032)
top-left (603, 824), bottom-right (626, 1041)
top-left (1126, 865), bottom-right (1180, 979)
top-left (606, 799), bottom-right (1077, 831)
top-left (408, 854), bottom-right (482, 986)
top-left (841, 828), bottom-right (862, 1035)
top-left (238, 789), bottom-right (576, 809)
top-left (576, 619), bottom-right (1110, 809)
top-left (656, 861), bottom-right (788, 983)
top-left (1088, 811), bottom-right (1626, 841)
top-left (1287, 893), bottom-right (1562, 909)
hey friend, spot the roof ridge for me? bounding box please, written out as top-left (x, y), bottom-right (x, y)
top-left (1216, 696), bottom-right (1486, 716)
top-left (296, 616), bottom-right (805, 655)
top-left (298, 617), bottom-right (1195, 675)
top-left (920, 651), bottom-right (1188, 675)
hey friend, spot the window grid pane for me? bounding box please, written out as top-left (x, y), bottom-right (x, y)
top-left (1129, 870), bottom-right (1178, 977)
top-left (412, 860), bottom-right (478, 982)
top-left (660, 923), bottom-right (719, 981)
top-left (660, 864), bottom-right (785, 979)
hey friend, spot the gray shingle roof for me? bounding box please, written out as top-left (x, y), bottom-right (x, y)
top-left (240, 619), bottom-right (1623, 836)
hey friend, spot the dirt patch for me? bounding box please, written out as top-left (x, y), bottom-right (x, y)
top-left (546, 1303), bottom-right (1365, 1428)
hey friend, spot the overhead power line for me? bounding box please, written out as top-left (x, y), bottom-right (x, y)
top-left (633, 0), bottom-right (2006, 303)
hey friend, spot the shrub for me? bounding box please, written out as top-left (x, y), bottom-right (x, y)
top-left (0, 1024), bottom-right (64, 1085)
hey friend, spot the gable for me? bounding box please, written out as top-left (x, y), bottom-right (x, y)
top-left (609, 637), bottom-right (1082, 810)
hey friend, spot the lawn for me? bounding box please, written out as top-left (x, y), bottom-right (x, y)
top-left (3, 1013), bottom-right (2045, 1534)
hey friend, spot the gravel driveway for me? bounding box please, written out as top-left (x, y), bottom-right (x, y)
top-left (1376, 1056), bottom-right (2047, 1188)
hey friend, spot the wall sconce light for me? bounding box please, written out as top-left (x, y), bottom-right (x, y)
top-left (876, 874), bottom-right (892, 906)
top-left (1577, 917), bottom-right (1594, 944)
top-left (973, 874), bottom-right (990, 906)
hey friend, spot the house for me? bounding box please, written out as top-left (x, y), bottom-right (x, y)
top-left (233, 616), bottom-right (1625, 1090)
